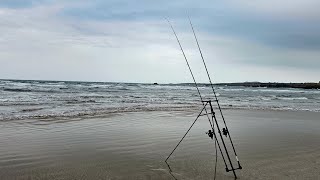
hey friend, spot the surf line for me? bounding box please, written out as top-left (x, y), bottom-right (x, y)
top-left (164, 18), bottom-right (242, 180)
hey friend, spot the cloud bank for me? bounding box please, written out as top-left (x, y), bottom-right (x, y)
top-left (0, 0), bottom-right (319, 83)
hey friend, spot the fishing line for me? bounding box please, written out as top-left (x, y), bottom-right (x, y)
top-left (165, 102), bottom-right (208, 162)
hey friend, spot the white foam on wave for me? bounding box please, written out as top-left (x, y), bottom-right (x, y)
top-left (1, 80), bottom-right (319, 121)
top-left (276, 97), bottom-right (308, 100)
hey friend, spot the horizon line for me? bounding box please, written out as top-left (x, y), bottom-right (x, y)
top-left (1, 78), bottom-right (319, 84)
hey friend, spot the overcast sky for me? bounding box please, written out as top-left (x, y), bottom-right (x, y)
top-left (0, 0), bottom-right (319, 83)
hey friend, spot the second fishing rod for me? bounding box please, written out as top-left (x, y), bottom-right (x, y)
top-left (188, 17), bottom-right (242, 171)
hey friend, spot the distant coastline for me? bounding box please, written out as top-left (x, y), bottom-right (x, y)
top-left (177, 82), bottom-right (320, 89)
top-left (214, 82), bottom-right (320, 89)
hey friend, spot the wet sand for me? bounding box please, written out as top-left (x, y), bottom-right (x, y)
top-left (0, 110), bottom-right (319, 179)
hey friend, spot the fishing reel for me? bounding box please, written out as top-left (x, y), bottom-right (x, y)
top-left (205, 130), bottom-right (214, 139)
top-left (206, 128), bottom-right (228, 139)
top-left (222, 128), bottom-right (229, 137)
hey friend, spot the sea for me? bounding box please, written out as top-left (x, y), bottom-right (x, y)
top-left (1, 79), bottom-right (319, 121)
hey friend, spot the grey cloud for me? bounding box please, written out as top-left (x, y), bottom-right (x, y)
top-left (0, 1), bottom-right (319, 83)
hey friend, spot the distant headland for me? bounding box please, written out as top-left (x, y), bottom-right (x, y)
top-left (214, 82), bottom-right (320, 89)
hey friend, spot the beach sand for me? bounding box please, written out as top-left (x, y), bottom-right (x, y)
top-left (0, 109), bottom-right (319, 179)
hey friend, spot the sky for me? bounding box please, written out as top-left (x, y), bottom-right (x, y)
top-left (0, 0), bottom-right (319, 83)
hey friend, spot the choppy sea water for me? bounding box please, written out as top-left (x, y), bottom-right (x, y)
top-left (1, 79), bottom-right (319, 121)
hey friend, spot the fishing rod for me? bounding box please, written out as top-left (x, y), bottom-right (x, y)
top-left (164, 19), bottom-right (226, 165)
top-left (188, 17), bottom-right (242, 170)
top-left (164, 19), bottom-right (229, 179)
top-left (164, 18), bottom-right (228, 173)
top-left (164, 18), bottom-right (242, 180)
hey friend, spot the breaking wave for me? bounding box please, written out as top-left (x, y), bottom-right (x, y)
top-left (1, 79), bottom-right (319, 121)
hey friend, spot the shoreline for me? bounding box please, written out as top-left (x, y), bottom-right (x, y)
top-left (2, 107), bottom-right (319, 122)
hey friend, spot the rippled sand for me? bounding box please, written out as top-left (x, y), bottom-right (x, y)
top-left (0, 110), bottom-right (319, 179)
